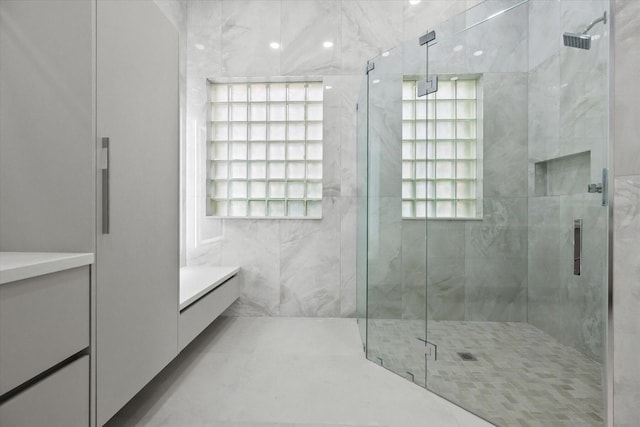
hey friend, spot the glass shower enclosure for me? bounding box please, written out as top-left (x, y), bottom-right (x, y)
top-left (356, 1), bottom-right (610, 425)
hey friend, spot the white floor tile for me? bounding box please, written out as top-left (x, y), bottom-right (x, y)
top-left (105, 317), bottom-right (491, 427)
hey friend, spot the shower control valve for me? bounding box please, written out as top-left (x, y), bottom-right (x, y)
top-left (588, 183), bottom-right (603, 194)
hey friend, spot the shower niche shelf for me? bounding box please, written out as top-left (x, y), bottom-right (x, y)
top-left (534, 150), bottom-right (591, 196)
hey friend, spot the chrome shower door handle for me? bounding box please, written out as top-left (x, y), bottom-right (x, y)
top-left (602, 168), bottom-right (608, 206)
top-left (573, 219), bottom-right (582, 276)
top-left (101, 137), bottom-right (110, 234)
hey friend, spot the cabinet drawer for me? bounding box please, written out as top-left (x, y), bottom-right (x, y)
top-left (179, 275), bottom-right (240, 351)
top-left (0, 355), bottom-right (89, 427)
top-left (0, 266), bottom-right (90, 395)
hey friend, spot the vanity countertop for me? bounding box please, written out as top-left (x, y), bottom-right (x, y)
top-left (0, 252), bottom-right (95, 284)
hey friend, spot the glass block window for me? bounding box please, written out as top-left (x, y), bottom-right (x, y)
top-left (401, 78), bottom-right (481, 219)
top-left (207, 81), bottom-right (323, 218)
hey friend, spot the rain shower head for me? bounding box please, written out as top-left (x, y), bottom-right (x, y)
top-left (563, 11), bottom-right (607, 50)
top-left (564, 32), bottom-right (593, 50)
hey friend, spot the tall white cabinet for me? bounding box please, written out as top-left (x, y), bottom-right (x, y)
top-left (0, 1), bottom-right (180, 426)
top-left (95, 1), bottom-right (179, 425)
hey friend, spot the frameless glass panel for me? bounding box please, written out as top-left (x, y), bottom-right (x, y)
top-left (364, 33), bottom-right (429, 388)
top-left (423, 1), bottom-right (609, 426)
top-left (356, 75), bottom-right (369, 350)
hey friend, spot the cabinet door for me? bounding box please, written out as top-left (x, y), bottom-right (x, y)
top-left (96, 1), bottom-right (179, 425)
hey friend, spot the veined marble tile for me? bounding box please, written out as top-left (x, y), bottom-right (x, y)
top-left (186, 0), bottom-right (222, 79)
top-left (528, 52), bottom-right (561, 161)
top-left (340, 197), bottom-right (357, 317)
top-left (614, 331), bottom-right (640, 427)
top-left (559, 51), bottom-right (607, 144)
top-left (221, 219), bottom-right (281, 316)
top-left (613, 175), bottom-right (640, 333)
top-left (367, 64), bottom-right (402, 198)
top-left (402, 0), bottom-right (468, 42)
top-left (279, 197), bottom-right (341, 317)
top-left (340, 0), bottom-right (402, 75)
top-left (367, 197), bottom-right (402, 288)
top-left (355, 77), bottom-right (368, 200)
top-left (614, 0), bottom-right (640, 176)
top-left (426, 257), bottom-right (465, 321)
top-left (187, 238), bottom-right (222, 267)
top-left (611, 175), bottom-right (640, 420)
top-left (528, 0), bottom-right (561, 71)
top-left (482, 72), bottom-right (528, 197)
top-left (465, 197), bottom-right (528, 259)
top-left (423, 12), bottom-right (467, 76)
top-left (220, 0), bottom-right (281, 77)
top-left (336, 75), bottom-right (362, 198)
top-left (527, 196), bottom-right (562, 260)
top-left (368, 282), bottom-right (403, 319)
top-left (528, 251), bottom-right (563, 339)
top-left (427, 220), bottom-right (465, 259)
top-left (464, 257), bottom-right (527, 321)
top-left (280, 0), bottom-right (341, 76)
top-left (464, 0), bottom-right (528, 73)
top-left (355, 195), bottom-right (368, 321)
top-left (400, 220), bottom-right (427, 320)
top-left (323, 105), bottom-right (342, 197)
top-left (367, 236), bottom-right (403, 317)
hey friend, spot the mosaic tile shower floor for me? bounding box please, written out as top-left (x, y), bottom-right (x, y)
top-left (366, 320), bottom-right (604, 427)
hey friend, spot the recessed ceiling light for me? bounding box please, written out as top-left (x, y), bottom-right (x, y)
top-left (325, 85), bottom-right (333, 90)
top-left (372, 79), bottom-right (381, 84)
top-left (194, 43), bottom-right (205, 50)
top-left (409, 0), bottom-right (421, 5)
top-left (323, 41), bottom-right (334, 48)
top-left (382, 51), bottom-right (390, 57)
top-left (450, 76), bottom-right (459, 81)
top-left (453, 44), bottom-right (464, 52)
top-left (269, 42), bottom-right (280, 49)
top-left (473, 50), bottom-right (484, 56)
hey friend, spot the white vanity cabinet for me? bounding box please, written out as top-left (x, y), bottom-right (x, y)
top-left (0, 253), bottom-right (93, 427)
top-left (0, 1), bottom-right (180, 426)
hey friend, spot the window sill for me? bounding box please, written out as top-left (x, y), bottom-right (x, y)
top-left (401, 217), bottom-right (483, 221)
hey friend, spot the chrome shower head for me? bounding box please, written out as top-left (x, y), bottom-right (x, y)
top-left (563, 32), bottom-right (592, 50)
top-left (563, 11), bottom-right (607, 50)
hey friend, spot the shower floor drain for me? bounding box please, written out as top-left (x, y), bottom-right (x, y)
top-left (457, 352), bottom-right (478, 361)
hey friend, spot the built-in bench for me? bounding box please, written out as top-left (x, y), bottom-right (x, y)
top-left (178, 265), bottom-right (240, 351)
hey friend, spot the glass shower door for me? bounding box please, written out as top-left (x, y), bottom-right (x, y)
top-left (365, 34), bottom-right (429, 386)
top-left (422, 1), bottom-right (610, 425)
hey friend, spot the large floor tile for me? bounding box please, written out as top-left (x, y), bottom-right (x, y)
top-left (106, 317), bottom-right (491, 427)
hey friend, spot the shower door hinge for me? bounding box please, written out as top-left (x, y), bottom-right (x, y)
top-left (419, 30), bottom-right (436, 46)
top-left (366, 61), bottom-right (375, 73)
top-left (416, 338), bottom-right (437, 361)
top-left (418, 76), bottom-right (438, 97)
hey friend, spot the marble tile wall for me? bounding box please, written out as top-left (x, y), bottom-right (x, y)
top-left (367, 1), bottom-right (531, 323)
top-left (184, 0), bottom-right (476, 317)
top-left (366, 2), bottom-right (530, 323)
top-left (527, 0), bottom-right (609, 363)
top-left (399, 71), bottom-right (529, 323)
top-left (612, 1), bottom-right (640, 425)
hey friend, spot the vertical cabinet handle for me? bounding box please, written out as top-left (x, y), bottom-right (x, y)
top-left (101, 137), bottom-right (110, 234)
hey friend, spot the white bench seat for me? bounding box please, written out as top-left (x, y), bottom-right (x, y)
top-left (178, 265), bottom-right (240, 350)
